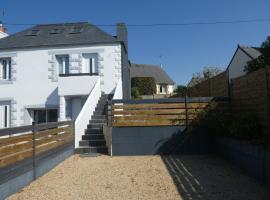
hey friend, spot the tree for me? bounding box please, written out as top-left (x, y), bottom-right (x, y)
top-left (173, 85), bottom-right (187, 97)
top-left (244, 36), bottom-right (270, 74)
top-left (188, 66), bottom-right (223, 87)
top-left (131, 77), bottom-right (156, 95)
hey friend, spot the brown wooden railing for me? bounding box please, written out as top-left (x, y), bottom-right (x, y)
top-left (109, 98), bottom-right (215, 127)
top-left (0, 121), bottom-right (74, 169)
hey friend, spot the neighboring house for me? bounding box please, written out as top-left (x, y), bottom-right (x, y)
top-left (227, 45), bottom-right (262, 79)
top-left (0, 22), bottom-right (130, 131)
top-left (0, 22), bottom-right (8, 39)
top-left (131, 63), bottom-right (174, 96)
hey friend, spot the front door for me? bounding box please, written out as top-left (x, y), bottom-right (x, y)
top-left (71, 98), bottom-right (82, 120)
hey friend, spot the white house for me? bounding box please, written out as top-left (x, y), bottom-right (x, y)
top-left (130, 63), bottom-right (174, 97)
top-left (0, 22), bottom-right (130, 135)
top-left (227, 45), bottom-right (262, 80)
top-left (0, 22), bottom-right (8, 39)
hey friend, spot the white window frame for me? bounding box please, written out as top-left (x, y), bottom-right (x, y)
top-left (56, 55), bottom-right (69, 75)
top-left (82, 53), bottom-right (98, 75)
top-left (159, 84), bottom-right (167, 94)
top-left (0, 58), bottom-right (11, 81)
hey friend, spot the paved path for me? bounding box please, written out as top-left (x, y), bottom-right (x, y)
top-left (7, 155), bottom-right (270, 200)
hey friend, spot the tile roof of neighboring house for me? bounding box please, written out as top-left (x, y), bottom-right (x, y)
top-left (0, 22), bottom-right (118, 50)
top-left (239, 45), bottom-right (262, 59)
top-left (131, 63), bottom-right (174, 85)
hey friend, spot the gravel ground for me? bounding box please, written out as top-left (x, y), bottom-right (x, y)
top-left (7, 155), bottom-right (270, 200)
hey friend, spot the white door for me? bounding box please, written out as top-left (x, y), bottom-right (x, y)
top-left (0, 103), bottom-right (10, 129)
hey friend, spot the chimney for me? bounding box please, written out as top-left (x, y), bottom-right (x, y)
top-left (116, 23), bottom-right (128, 52)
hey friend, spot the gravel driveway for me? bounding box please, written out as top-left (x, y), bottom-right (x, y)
top-left (7, 155), bottom-right (270, 200)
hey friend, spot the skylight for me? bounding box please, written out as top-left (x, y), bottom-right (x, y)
top-left (69, 26), bottom-right (83, 34)
top-left (50, 29), bottom-right (62, 34)
top-left (26, 29), bottom-right (40, 36)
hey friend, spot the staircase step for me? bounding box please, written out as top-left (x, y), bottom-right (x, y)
top-left (92, 115), bottom-right (106, 120)
top-left (93, 111), bottom-right (106, 115)
top-left (75, 146), bottom-right (108, 154)
top-left (79, 140), bottom-right (106, 146)
top-left (82, 134), bottom-right (104, 140)
top-left (89, 119), bottom-right (107, 124)
top-left (85, 128), bottom-right (101, 135)
top-left (87, 123), bottom-right (105, 129)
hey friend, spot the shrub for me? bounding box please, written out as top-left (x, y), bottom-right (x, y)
top-left (229, 113), bottom-right (262, 140)
top-left (131, 87), bottom-right (140, 99)
top-left (131, 77), bottom-right (156, 95)
top-left (189, 103), bottom-right (230, 135)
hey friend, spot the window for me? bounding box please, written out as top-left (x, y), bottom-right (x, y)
top-left (0, 103), bottom-right (10, 129)
top-left (33, 109), bottom-right (58, 124)
top-left (82, 54), bottom-right (98, 75)
top-left (56, 55), bottom-right (69, 74)
top-left (0, 58), bottom-right (11, 81)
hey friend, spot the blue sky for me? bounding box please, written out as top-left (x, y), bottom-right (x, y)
top-left (1, 0), bottom-right (270, 85)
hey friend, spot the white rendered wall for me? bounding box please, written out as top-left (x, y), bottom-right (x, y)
top-left (228, 48), bottom-right (252, 80)
top-left (0, 44), bottom-right (122, 127)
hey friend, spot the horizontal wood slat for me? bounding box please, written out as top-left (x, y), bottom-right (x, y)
top-left (0, 122), bottom-right (74, 168)
top-left (111, 101), bottom-right (209, 127)
top-left (0, 134), bottom-right (33, 147)
top-left (0, 141), bottom-right (33, 158)
top-left (113, 121), bottom-right (186, 127)
top-left (112, 103), bottom-right (208, 110)
top-left (0, 148), bottom-right (33, 168)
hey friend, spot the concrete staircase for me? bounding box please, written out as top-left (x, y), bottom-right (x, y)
top-left (76, 93), bottom-right (109, 154)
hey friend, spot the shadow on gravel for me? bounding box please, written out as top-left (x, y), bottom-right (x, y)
top-left (161, 155), bottom-right (270, 200)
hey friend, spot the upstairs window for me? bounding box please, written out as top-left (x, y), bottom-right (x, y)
top-left (56, 55), bottom-right (69, 75)
top-left (82, 54), bottom-right (98, 75)
top-left (0, 58), bottom-right (11, 81)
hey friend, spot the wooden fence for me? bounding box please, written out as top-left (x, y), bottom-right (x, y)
top-left (110, 98), bottom-right (215, 127)
top-left (231, 67), bottom-right (270, 135)
top-left (0, 121), bottom-right (74, 170)
top-left (188, 71), bottom-right (229, 97)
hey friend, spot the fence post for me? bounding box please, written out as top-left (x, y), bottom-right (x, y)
top-left (265, 67), bottom-right (270, 139)
top-left (184, 95), bottom-right (189, 128)
top-left (32, 122), bottom-right (37, 180)
top-left (107, 100), bottom-right (112, 127)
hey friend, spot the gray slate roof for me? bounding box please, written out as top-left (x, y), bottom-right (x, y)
top-left (131, 63), bottom-right (174, 85)
top-left (239, 45), bottom-right (262, 59)
top-left (0, 22), bottom-right (118, 50)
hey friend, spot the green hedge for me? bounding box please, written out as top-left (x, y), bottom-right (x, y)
top-left (131, 77), bottom-right (156, 95)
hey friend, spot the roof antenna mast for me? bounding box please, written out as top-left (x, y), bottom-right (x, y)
top-left (159, 54), bottom-right (163, 68)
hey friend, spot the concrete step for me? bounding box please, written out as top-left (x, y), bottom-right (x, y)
top-left (89, 119), bottom-right (107, 124)
top-left (75, 146), bottom-right (108, 154)
top-left (79, 139), bottom-right (106, 146)
top-left (93, 111), bottom-right (106, 115)
top-left (91, 115), bottom-right (106, 120)
top-left (85, 128), bottom-right (101, 135)
top-left (82, 134), bottom-right (104, 140)
top-left (87, 123), bottom-right (105, 129)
